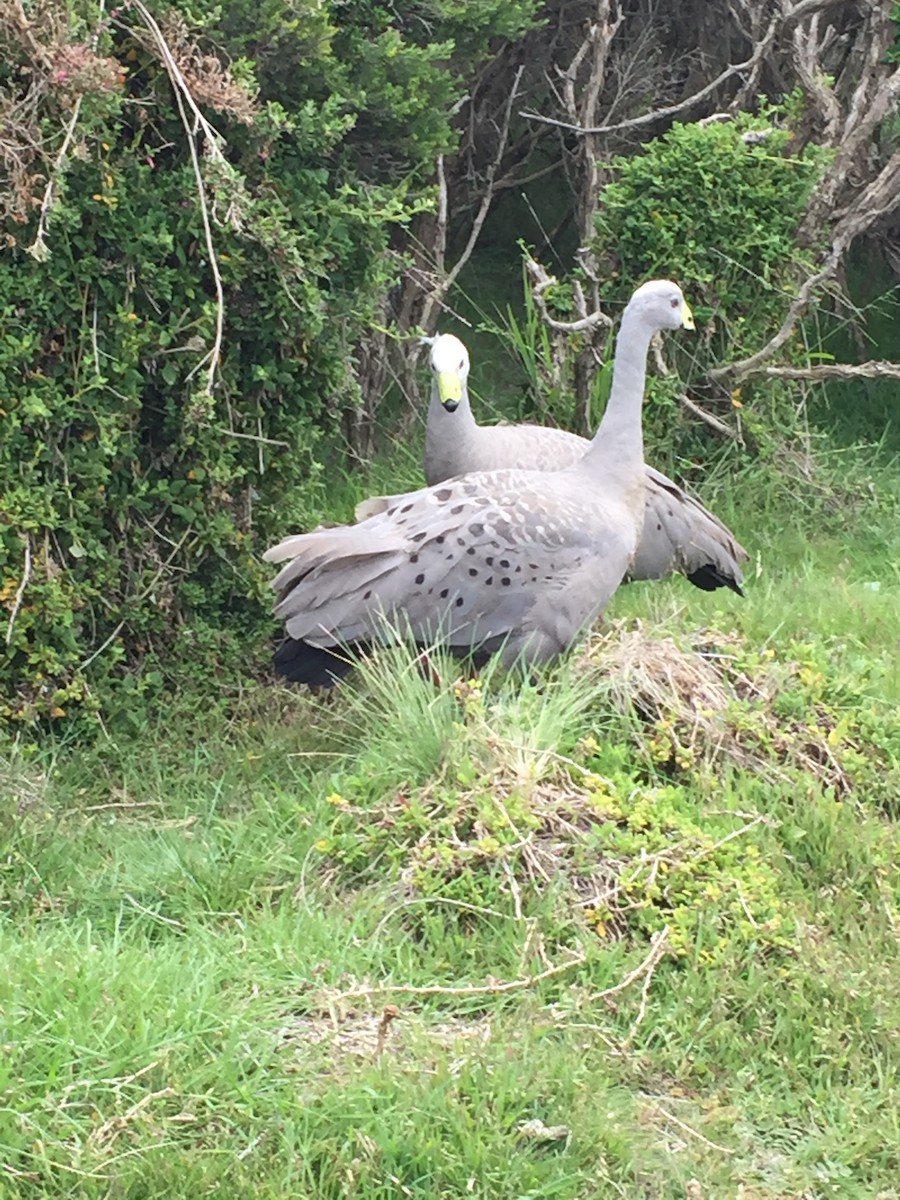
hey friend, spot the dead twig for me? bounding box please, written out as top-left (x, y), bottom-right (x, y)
top-left (619, 927), bottom-right (669, 1049)
top-left (708, 239), bottom-right (846, 384)
top-left (520, 57), bottom-right (753, 137)
top-left (78, 524), bottom-right (195, 672)
top-left (329, 948), bottom-right (587, 1003)
top-left (593, 926), bottom-right (670, 1008)
top-left (420, 64), bottom-right (525, 333)
top-left (126, 0), bottom-right (228, 399)
top-left (740, 361), bottom-right (900, 382)
top-left (524, 252), bottom-right (612, 334)
top-left (87, 1087), bottom-right (175, 1152)
top-left (4, 535), bottom-right (32, 648)
top-left (680, 393), bottom-right (742, 441)
top-left (649, 1100), bottom-right (735, 1155)
top-left (26, 96), bottom-right (83, 261)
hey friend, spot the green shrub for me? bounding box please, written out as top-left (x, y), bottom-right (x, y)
top-left (590, 108), bottom-right (830, 460)
top-left (0, 0), bottom-right (538, 731)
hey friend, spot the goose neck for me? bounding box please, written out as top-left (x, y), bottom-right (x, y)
top-left (584, 306), bottom-right (654, 472)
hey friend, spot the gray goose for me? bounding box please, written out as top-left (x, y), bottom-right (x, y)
top-left (266, 280), bottom-right (695, 686)
top-left (358, 330), bottom-right (746, 594)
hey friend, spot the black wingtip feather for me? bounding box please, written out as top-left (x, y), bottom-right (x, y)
top-left (273, 638), bottom-right (359, 687)
top-left (686, 564), bottom-right (744, 597)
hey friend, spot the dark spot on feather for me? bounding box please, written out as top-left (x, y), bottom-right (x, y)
top-left (410, 553), bottom-right (419, 564)
top-left (657, 523), bottom-right (662, 531)
top-left (467, 547), bottom-right (476, 556)
top-left (499, 559), bottom-right (510, 568)
top-left (501, 577), bottom-right (511, 586)
top-left (436, 535), bottom-right (445, 544)
top-left (440, 588), bottom-right (449, 599)
top-left (529, 563), bottom-right (539, 570)
top-left (485, 576), bottom-right (493, 586)
top-left (455, 596), bottom-right (464, 607)
top-left (494, 520), bottom-right (511, 540)
top-left (411, 531), bottom-right (427, 543)
top-left (515, 565), bottom-right (522, 573)
top-left (469, 523), bottom-right (484, 536)
top-left (436, 488), bottom-right (453, 501)
top-left (667, 508), bottom-right (674, 517)
top-left (457, 536), bottom-right (466, 546)
top-left (463, 483), bottom-right (478, 495)
top-left (401, 503), bottom-right (413, 513)
top-left (468, 568), bottom-right (478, 577)
top-left (451, 504), bottom-right (464, 515)
top-left (415, 573), bottom-right (425, 585)
top-left (485, 556), bottom-right (494, 566)
top-left (363, 590), bottom-right (371, 600)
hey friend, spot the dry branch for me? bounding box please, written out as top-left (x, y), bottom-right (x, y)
top-left (520, 56), bottom-right (754, 137)
top-left (524, 252), bottom-right (612, 333)
top-left (420, 64), bottom-right (525, 333)
top-left (708, 240), bottom-right (846, 384)
top-left (328, 949), bottom-right (587, 1003)
top-left (782, 0), bottom-right (848, 34)
top-left (125, 0), bottom-right (230, 399)
top-left (26, 96), bottom-right (82, 261)
top-left (680, 393), bottom-right (742, 440)
top-left (750, 361), bottom-right (900, 382)
top-left (4, 535), bottom-right (32, 647)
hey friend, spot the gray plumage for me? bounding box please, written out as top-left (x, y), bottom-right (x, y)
top-left (358, 330), bottom-right (746, 594)
top-left (266, 280), bottom-right (695, 686)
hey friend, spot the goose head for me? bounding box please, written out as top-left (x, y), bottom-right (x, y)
top-left (428, 333), bottom-right (470, 412)
top-left (626, 279), bottom-right (695, 332)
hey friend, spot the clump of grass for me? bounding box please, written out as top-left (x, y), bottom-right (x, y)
top-left (311, 639), bottom-right (792, 962)
top-left (579, 620), bottom-right (900, 806)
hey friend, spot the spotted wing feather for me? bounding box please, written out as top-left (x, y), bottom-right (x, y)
top-left (270, 468), bottom-right (634, 673)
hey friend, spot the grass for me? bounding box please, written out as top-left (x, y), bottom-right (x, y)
top-left (2, 453), bottom-right (900, 1199)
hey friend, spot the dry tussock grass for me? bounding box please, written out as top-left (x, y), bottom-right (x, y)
top-left (579, 620), bottom-right (856, 793)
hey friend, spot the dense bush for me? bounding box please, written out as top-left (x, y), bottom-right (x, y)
top-left (0, 0), bottom-right (537, 729)
top-left (589, 110), bottom-right (830, 460)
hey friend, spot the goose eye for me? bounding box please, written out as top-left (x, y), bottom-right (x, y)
top-left (459, 359), bottom-right (465, 370)
top-left (670, 298), bottom-right (679, 308)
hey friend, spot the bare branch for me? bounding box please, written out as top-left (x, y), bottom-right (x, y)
top-left (420, 65), bottom-right (525, 332)
top-left (434, 153), bottom-right (448, 279)
top-left (738, 361), bottom-right (900, 382)
top-left (26, 96), bottom-right (82, 261)
top-left (791, 14), bottom-right (842, 140)
top-left (782, 0), bottom-right (847, 34)
top-left (709, 227), bottom-right (853, 385)
top-left (730, 13), bottom-right (780, 113)
top-left (127, 0), bottom-right (229, 399)
top-left (717, 138), bottom-right (900, 385)
top-left (524, 251), bottom-right (612, 333)
top-left (4, 535), bottom-right (32, 647)
top-left (520, 56), bottom-right (753, 137)
top-left (680, 393), bottom-right (742, 440)
top-left (328, 948), bottom-right (587, 1002)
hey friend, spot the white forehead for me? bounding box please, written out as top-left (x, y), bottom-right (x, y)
top-left (632, 279), bottom-right (683, 304)
top-left (430, 333), bottom-right (469, 371)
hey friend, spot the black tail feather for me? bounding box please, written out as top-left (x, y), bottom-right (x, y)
top-left (686, 563), bottom-right (744, 597)
top-left (273, 633), bottom-right (507, 688)
top-left (273, 638), bottom-right (363, 686)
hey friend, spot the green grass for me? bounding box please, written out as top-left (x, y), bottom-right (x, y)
top-left (2, 458), bottom-right (900, 1199)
